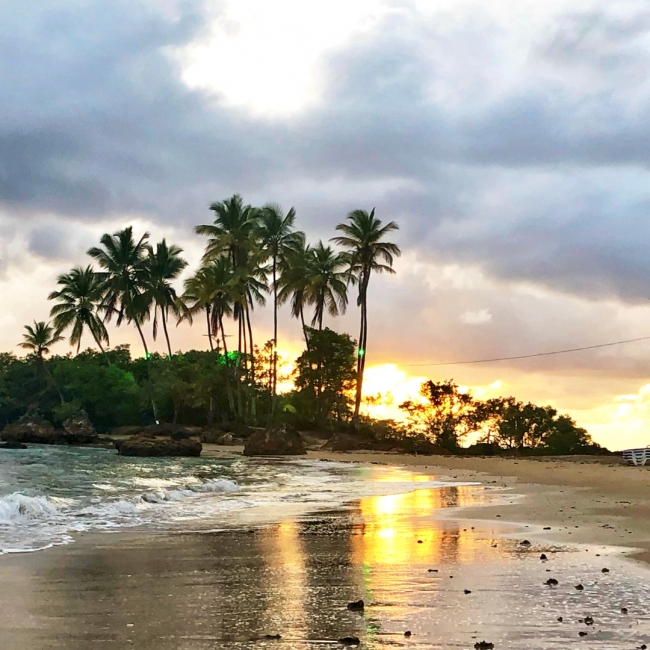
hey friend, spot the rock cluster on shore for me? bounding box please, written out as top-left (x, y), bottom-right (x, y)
top-left (243, 424), bottom-right (306, 456)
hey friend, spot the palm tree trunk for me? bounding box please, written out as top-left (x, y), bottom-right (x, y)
top-left (220, 317), bottom-right (236, 416)
top-left (300, 307), bottom-right (309, 348)
top-left (206, 307), bottom-right (214, 351)
top-left (272, 255), bottom-right (278, 397)
top-left (134, 320), bottom-right (150, 357)
top-left (161, 309), bottom-right (173, 358)
top-left (245, 303), bottom-right (257, 423)
top-left (353, 280), bottom-right (368, 420)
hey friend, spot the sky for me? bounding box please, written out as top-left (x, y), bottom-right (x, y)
top-left (2, 0), bottom-right (650, 449)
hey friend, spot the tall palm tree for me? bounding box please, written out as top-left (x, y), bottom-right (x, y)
top-left (332, 208), bottom-right (400, 419)
top-left (48, 266), bottom-right (110, 353)
top-left (143, 239), bottom-right (188, 358)
top-left (307, 242), bottom-right (348, 330)
top-left (278, 239), bottom-right (313, 346)
top-left (195, 194), bottom-right (260, 269)
top-left (258, 204), bottom-right (304, 396)
top-left (87, 227), bottom-right (151, 357)
top-left (196, 195), bottom-right (265, 399)
top-left (18, 321), bottom-right (65, 404)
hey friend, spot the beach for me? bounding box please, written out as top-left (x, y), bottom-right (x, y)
top-left (2, 449), bottom-right (650, 648)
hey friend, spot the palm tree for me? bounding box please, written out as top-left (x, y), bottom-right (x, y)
top-left (195, 194), bottom-right (260, 269)
top-left (278, 239), bottom-right (313, 346)
top-left (19, 321), bottom-right (65, 404)
top-left (48, 266), bottom-right (110, 353)
top-left (19, 321), bottom-right (63, 359)
top-left (307, 242), bottom-right (348, 330)
top-left (196, 195), bottom-right (266, 405)
top-left (143, 240), bottom-right (188, 358)
top-left (87, 227), bottom-right (151, 356)
top-left (258, 204), bottom-right (304, 395)
top-left (332, 208), bottom-right (400, 419)
top-left (182, 257), bottom-right (235, 354)
top-left (183, 256), bottom-right (238, 415)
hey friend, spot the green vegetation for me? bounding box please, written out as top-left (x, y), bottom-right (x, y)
top-left (3, 193), bottom-right (602, 454)
top-left (400, 380), bottom-right (601, 454)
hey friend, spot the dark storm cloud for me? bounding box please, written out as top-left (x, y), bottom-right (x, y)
top-left (3, 0), bottom-right (650, 307)
top-left (0, 0), bottom-right (272, 219)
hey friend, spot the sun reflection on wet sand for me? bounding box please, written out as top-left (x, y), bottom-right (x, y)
top-left (4, 470), bottom-right (650, 650)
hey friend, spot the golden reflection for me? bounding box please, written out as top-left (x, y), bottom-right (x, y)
top-left (257, 520), bottom-right (308, 638)
top-left (353, 485), bottom-right (490, 567)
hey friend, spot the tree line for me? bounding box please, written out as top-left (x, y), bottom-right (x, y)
top-left (16, 195), bottom-right (400, 424)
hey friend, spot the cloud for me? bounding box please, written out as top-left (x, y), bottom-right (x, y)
top-left (460, 309), bottom-right (492, 325)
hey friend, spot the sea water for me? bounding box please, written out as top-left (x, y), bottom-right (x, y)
top-left (0, 445), bottom-right (477, 553)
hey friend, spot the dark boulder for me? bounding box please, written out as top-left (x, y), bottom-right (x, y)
top-left (243, 424), bottom-right (306, 456)
top-left (62, 412), bottom-right (99, 444)
top-left (338, 638), bottom-right (360, 646)
top-left (347, 600), bottom-right (365, 612)
top-left (115, 435), bottom-right (202, 457)
top-left (1, 411), bottom-right (62, 445)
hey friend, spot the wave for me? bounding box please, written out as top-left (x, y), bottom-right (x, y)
top-left (0, 478), bottom-right (240, 527)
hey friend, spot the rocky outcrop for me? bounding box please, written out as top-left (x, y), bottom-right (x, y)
top-left (243, 424), bottom-right (306, 456)
top-left (1, 410), bottom-right (62, 445)
top-left (62, 412), bottom-right (99, 444)
top-left (115, 434), bottom-right (202, 457)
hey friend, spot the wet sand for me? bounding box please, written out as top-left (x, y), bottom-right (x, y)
top-left (3, 452), bottom-right (650, 648)
top-left (3, 482), bottom-right (650, 649)
top-left (307, 451), bottom-right (650, 563)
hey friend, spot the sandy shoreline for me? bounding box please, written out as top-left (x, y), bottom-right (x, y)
top-left (203, 445), bottom-right (650, 563)
top-left (310, 450), bottom-right (650, 563)
top-left (3, 447), bottom-right (650, 648)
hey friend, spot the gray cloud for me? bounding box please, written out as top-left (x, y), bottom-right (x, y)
top-left (3, 0), bottom-right (650, 314)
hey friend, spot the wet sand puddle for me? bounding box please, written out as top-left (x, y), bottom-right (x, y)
top-left (2, 469), bottom-right (650, 649)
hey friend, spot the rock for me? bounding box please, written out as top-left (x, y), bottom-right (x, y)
top-left (584, 616), bottom-right (594, 626)
top-left (621, 607), bottom-right (628, 614)
top-left (601, 567), bottom-right (610, 573)
top-left (520, 540), bottom-right (531, 546)
top-left (1, 410), bottom-right (62, 445)
top-left (263, 634), bottom-right (282, 640)
top-left (579, 632), bottom-right (588, 637)
top-left (347, 600), bottom-right (364, 612)
top-left (62, 412), bottom-right (99, 444)
top-left (428, 569), bottom-right (438, 573)
top-left (557, 617), bottom-right (563, 622)
top-left (243, 424), bottom-right (306, 456)
top-left (545, 578), bottom-right (558, 586)
top-left (540, 554), bottom-right (548, 560)
top-left (338, 638), bottom-right (360, 646)
top-left (0, 441), bottom-right (27, 449)
top-left (202, 429), bottom-right (236, 445)
top-left (474, 642), bottom-right (494, 650)
top-left (575, 584), bottom-right (584, 591)
top-left (322, 432), bottom-right (373, 452)
top-left (464, 589), bottom-right (472, 594)
top-left (115, 435), bottom-right (202, 457)
top-left (404, 631), bottom-right (412, 637)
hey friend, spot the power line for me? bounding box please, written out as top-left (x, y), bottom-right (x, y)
top-left (402, 335), bottom-right (650, 367)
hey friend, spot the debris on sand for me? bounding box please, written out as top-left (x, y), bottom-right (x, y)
top-left (575, 584), bottom-right (584, 591)
top-left (347, 600), bottom-right (364, 612)
top-left (338, 637), bottom-right (361, 646)
top-left (474, 641), bottom-right (494, 650)
top-left (545, 578), bottom-right (559, 586)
